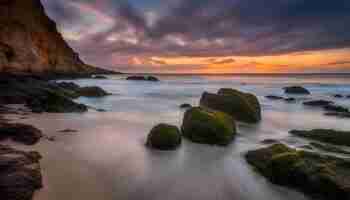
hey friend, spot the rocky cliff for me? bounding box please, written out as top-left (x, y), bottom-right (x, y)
top-left (0, 0), bottom-right (110, 75)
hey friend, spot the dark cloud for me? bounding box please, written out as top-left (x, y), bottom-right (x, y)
top-left (41, 0), bottom-right (350, 69)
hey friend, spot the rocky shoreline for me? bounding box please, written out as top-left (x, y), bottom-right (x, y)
top-left (0, 74), bottom-right (112, 199)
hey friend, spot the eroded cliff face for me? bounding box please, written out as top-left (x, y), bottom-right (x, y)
top-left (0, 0), bottom-right (101, 74)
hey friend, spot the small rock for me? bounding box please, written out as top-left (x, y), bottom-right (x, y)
top-left (126, 76), bottom-right (159, 82)
top-left (180, 103), bottom-right (192, 109)
top-left (303, 100), bottom-right (334, 106)
top-left (333, 94), bottom-right (344, 98)
top-left (265, 95), bottom-right (284, 100)
top-left (261, 139), bottom-right (279, 144)
top-left (324, 104), bottom-right (349, 113)
top-left (92, 75), bottom-right (108, 79)
top-left (283, 86), bottom-right (310, 95)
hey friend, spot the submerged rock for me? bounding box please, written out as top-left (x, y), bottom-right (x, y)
top-left (334, 94), bottom-right (344, 98)
top-left (76, 86), bottom-right (110, 97)
top-left (181, 107), bottom-right (236, 145)
top-left (303, 100), bottom-right (334, 107)
top-left (283, 86), bottom-right (310, 95)
top-left (324, 104), bottom-right (349, 113)
top-left (265, 95), bottom-right (284, 100)
top-left (0, 144), bottom-right (42, 200)
top-left (180, 103), bottom-right (192, 109)
top-left (0, 123), bottom-right (42, 145)
top-left (146, 124), bottom-right (181, 150)
top-left (92, 75), bottom-right (108, 79)
top-left (126, 76), bottom-right (159, 82)
top-left (200, 88), bottom-right (261, 123)
top-left (284, 97), bottom-right (296, 102)
top-left (246, 143), bottom-right (350, 199)
top-left (290, 129), bottom-right (350, 147)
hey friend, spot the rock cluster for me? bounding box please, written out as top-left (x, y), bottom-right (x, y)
top-left (284, 86), bottom-right (310, 94)
top-left (0, 123), bottom-right (42, 145)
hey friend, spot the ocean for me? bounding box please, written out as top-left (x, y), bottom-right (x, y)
top-left (16, 74), bottom-right (350, 200)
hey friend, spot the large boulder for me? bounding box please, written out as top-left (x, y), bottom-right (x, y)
top-left (181, 107), bottom-right (236, 145)
top-left (0, 123), bottom-right (42, 145)
top-left (146, 124), bottom-right (182, 150)
top-left (246, 143), bottom-right (350, 199)
top-left (0, 144), bottom-right (42, 200)
top-left (284, 86), bottom-right (310, 94)
top-left (200, 88), bottom-right (261, 123)
top-left (290, 129), bottom-right (350, 147)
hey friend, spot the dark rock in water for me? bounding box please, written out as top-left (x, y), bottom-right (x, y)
top-left (310, 142), bottom-right (350, 155)
top-left (26, 90), bottom-right (87, 113)
top-left (0, 75), bottom-right (88, 113)
top-left (283, 86), bottom-right (310, 95)
top-left (200, 88), bottom-right (261, 123)
top-left (180, 103), bottom-right (192, 109)
top-left (97, 108), bottom-right (107, 112)
top-left (324, 104), bottom-right (349, 113)
top-left (303, 100), bottom-right (334, 107)
top-left (284, 97), bottom-right (296, 102)
top-left (146, 124), bottom-right (181, 150)
top-left (181, 107), bottom-right (236, 146)
top-left (261, 139), bottom-right (279, 144)
top-left (265, 95), bottom-right (284, 100)
top-left (0, 144), bottom-right (42, 200)
top-left (245, 143), bottom-right (350, 199)
top-left (56, 82), bottom-right (80, 91)
top-left (92, 75), bottom-right (108, 79)
top-left (334, 94), bottom-right (344, 98)
top-left (290, 129), bottom-right (350, 147)
top-left (126, 76), bottom-right (159, 82)
top-left (324, 112), bottom-right (350, 118)
top-left (0, 123), bottom-right (42, 145)
top-left (76, 86), bottom-right (110, 97)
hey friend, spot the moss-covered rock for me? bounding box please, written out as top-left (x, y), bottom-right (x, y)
top-left (284, 86), bottom-right (310, 94)
top-left (181, 107), bottom-right (236, 145)
top-left (290, 129), bottom-right (350, 147)
top-left (146, 124), bottom-right (181, 150)
top-left (200, 88), bottom-right (261, 123)
top-left (246, 143), bottom-right (350, 199)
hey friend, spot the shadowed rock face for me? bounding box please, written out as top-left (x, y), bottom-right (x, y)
top-left (0, 0), bottom-right (106, 75)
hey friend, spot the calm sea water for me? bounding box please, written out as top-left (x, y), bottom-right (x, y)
top-left (21, 74), bottom-right (350, 200)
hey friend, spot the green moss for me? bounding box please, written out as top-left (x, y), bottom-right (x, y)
top-left (181, 107), bottom-right (236, 145)
top-left (200, 88), bottom-right (261, 123)
top-left (146, 124), bottom-right (181, 150)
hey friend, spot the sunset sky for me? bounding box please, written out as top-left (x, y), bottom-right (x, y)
top-left (42, 0), bottom-right (350, 73)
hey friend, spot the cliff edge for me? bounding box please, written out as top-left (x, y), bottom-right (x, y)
top-left (0, 0), bottom-right (112, 75)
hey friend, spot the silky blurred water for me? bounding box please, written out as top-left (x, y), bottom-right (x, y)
top-left (21, 74), bottom-right (350, 200)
